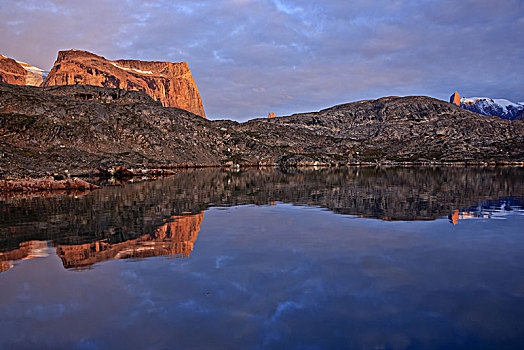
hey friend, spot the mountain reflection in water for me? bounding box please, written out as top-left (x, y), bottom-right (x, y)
top-left (0, 166), bottom-right (523, 271)
top-left (0, 213), bottom-right (203, 272)
top-left (1, 167), bottom-right (524, 349)
top-left (448, 198), bottom-right (524, 225)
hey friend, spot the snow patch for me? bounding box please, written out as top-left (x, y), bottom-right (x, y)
top-left (16, 60), bottom-right (45, 73)
top-left (493, 98), bottom-right (519, 109)
top-left (460, 95), bottom-right (524, 119)
top-left (15, 60), bottom-right (48, 86)
top-left (109, 62), bottom-right (153, 75)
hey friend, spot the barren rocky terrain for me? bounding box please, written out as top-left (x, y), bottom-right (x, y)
top-left (1, 83), bottom-right (523, 180)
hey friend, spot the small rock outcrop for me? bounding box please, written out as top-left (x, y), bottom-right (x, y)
top-left (450, 91), bottom-right (461, 106)
top-left (43, 49), bottom-right (206, 118)
top-left (268, 112), bottom-right (278, 119)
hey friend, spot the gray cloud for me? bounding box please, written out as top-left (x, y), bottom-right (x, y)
top-left (0, 0), bottom-right (522, 120)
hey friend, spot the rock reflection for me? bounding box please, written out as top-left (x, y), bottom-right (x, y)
top-left (55, 212), bottom-right (203, 269)
top-left (449, 198), bottom-right (524, 225)
top-left (1, 213), bottom-right (203, 271)
top-left (0, 240), bottom-right (50, 272)
top-left (1, 167), bottom-right (523, 271)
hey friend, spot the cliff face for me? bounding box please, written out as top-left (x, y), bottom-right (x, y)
top-left (450, 91), bottom-right (461, 106)
top-left (43, 50), bottom-right (205, 117)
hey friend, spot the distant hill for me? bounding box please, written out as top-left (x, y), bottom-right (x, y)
top-left (450, 91), bottom-right (524, 120)
top-left (0, 54), bottom-right (48, 86)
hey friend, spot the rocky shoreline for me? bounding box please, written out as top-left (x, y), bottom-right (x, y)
top-left (1, 161), bottom-right (523, 194)
top-left (0, 177), bottom-right (99, 192)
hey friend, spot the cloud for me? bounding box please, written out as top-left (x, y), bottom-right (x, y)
top-left (0, 0), bottom-right (522, 120)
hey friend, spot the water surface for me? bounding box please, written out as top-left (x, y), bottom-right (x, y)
top-left (1, 167), bottom-right (523, 349)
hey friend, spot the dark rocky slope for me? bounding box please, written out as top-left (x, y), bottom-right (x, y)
top-left (1, 83), bottom-right (523, 178)
top-left (0, 83), bottom-right (230, 177)
top-left (251, 96), bottom-right (524, 164)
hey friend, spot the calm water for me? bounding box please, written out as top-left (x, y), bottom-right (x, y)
top-left (1, 167), bottom-right (523, 349)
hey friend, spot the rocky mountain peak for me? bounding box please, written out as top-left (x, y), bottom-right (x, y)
top-left (55, 49), bottom-right (104, 62)
top-left (43, 49), bottom-right (206, 118)
top-left (450, 91), bottom-right (461, 106)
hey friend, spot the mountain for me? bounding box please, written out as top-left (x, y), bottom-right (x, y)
top-left (449, 91), bottom-right (524, 120)
top-left (461, 97), bottom-right (524, 120)
top-left (43, 49), bottom-right (205, 117)
top-left (0, 54), bottom-right (48, 86)
top-left (1, 83), bottom-right (523, 180)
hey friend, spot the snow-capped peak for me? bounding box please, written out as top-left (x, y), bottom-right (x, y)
top-left (458, 95), bottom-right (524, 120)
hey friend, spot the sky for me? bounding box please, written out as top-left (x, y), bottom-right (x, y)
top-left (0, 0), bottom-right (523, 120)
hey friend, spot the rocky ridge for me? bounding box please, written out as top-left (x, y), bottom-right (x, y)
top-left (250, 96), bottom-right (524, 165)
top-left (0, 83), bottom-right (523, 180)
top-left (43, 50), bottom-right (206, 117)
